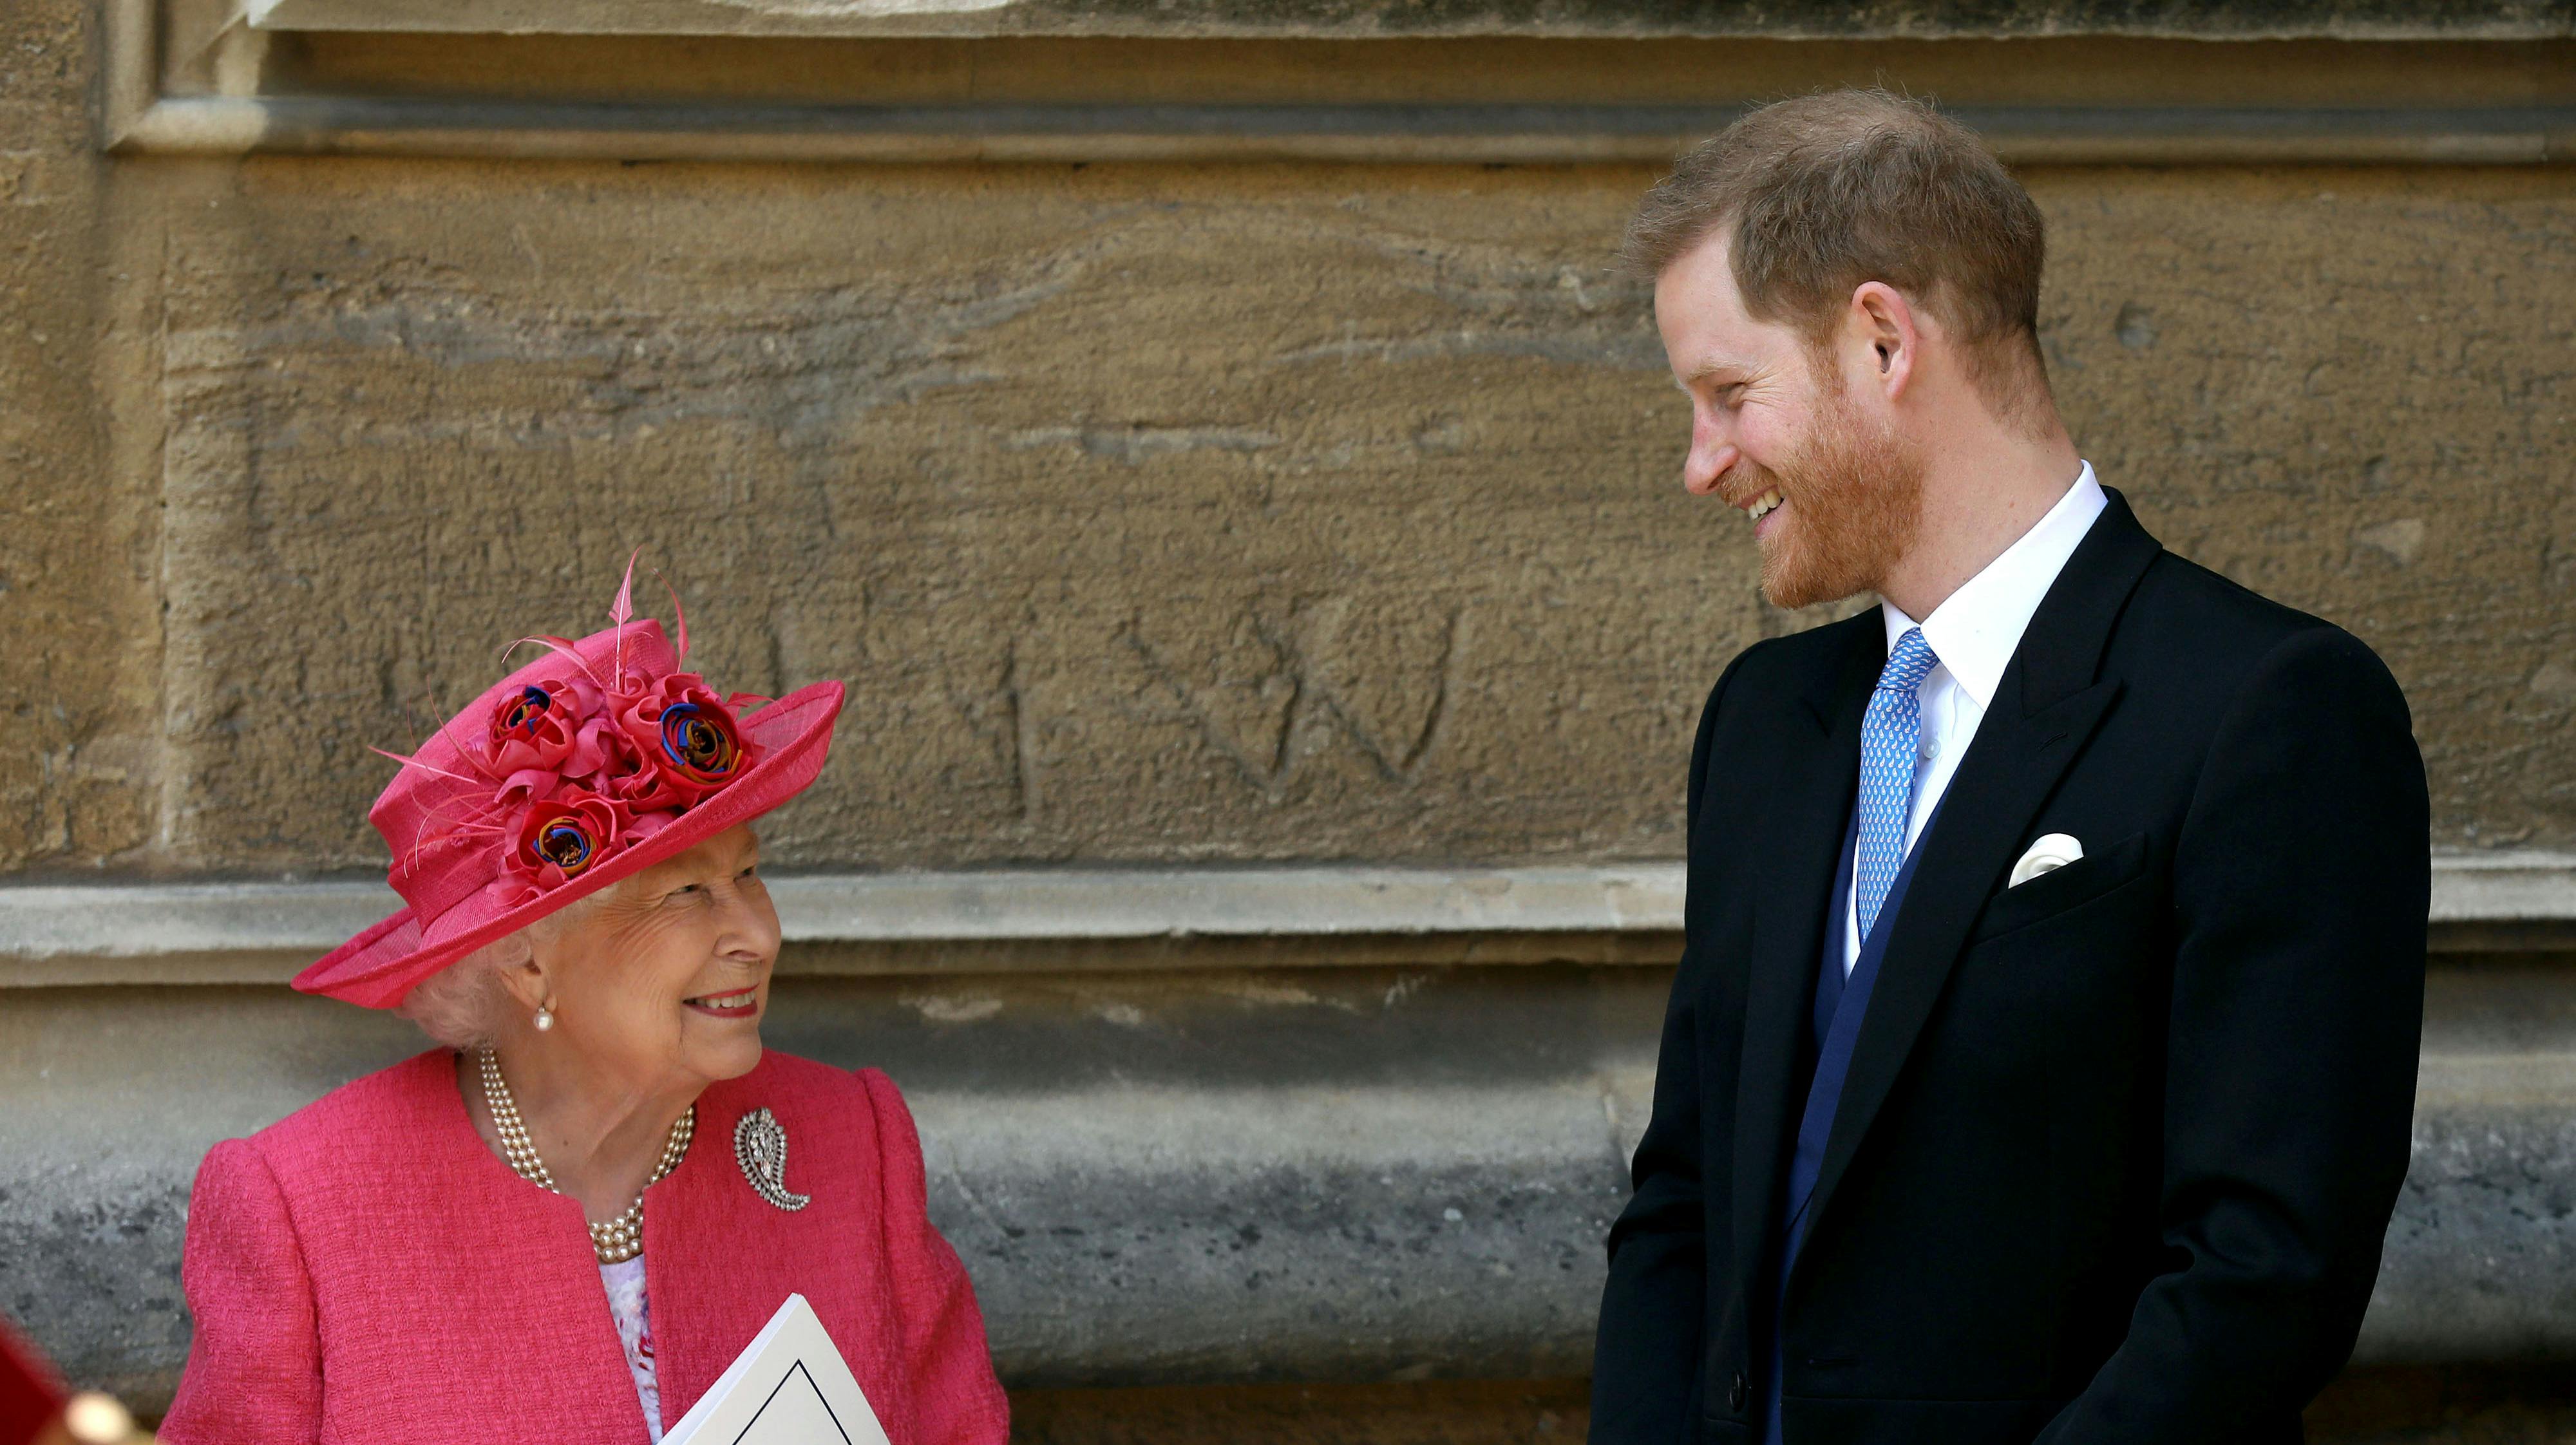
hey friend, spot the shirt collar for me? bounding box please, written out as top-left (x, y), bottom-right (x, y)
top-left (1882, 462), bottom-right (2108, 712)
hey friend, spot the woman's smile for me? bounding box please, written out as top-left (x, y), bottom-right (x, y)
top-left (685, 986), bottom-right (761, 1018)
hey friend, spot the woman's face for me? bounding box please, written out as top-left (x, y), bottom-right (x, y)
top-left (535, 824), bottom-right (780, 1091)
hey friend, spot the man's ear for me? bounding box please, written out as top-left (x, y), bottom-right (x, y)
top-left (1848, 281), bottom-right (1919, 402)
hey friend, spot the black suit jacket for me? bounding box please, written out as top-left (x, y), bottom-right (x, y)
top-left (1591, 492), bottom-right (2428, 1445)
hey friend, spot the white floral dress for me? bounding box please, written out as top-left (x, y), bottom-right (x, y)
top-left (598, 1255), bottom-right (662, 1442)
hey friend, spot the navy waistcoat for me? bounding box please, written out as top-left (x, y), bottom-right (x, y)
top-left (1757, 798), bottom-right (1941, 1444)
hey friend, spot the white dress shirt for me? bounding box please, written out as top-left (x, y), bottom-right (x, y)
top-left (1841, 462), bottom-right (2108, 974)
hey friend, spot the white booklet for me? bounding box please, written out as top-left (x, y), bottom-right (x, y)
top-left (663, 1294), bottom-right (892, 1445)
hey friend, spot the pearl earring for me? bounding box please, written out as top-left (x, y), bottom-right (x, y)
top-left (535, 1004), bottom-right (555, 1032)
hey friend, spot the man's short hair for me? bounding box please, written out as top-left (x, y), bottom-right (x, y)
top-left (1624, 89), bottom-right (2050, 417)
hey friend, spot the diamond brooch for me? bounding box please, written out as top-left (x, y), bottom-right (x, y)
top-left (734, 1106), bottom-right (810, 1212)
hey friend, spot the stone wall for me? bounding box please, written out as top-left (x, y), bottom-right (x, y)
top-left (3, 0), bottom-right (2574, 1435)
top-left (10, 152), bottom-right (2574, 876)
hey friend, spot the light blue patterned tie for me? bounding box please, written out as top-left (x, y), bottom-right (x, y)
top-left (1855, 627), bottom-right (1941, 944)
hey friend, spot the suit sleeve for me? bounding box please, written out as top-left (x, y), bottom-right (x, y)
top-left (2039, 626), bottom-right (2428, 1442)
top-left (158, 1138), bottom-right (325, 1445)
top-left (861, 1070), bottom-right (1011, 1445)
top-left (1591, 656), bottom-right (1742, 1444)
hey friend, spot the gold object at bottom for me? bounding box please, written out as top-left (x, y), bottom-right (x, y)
top-left (35, 1392), bottom-right (156, 1445)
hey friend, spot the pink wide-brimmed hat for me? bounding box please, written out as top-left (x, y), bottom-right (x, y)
top-left (296, 573), bottom-right (844, 1008)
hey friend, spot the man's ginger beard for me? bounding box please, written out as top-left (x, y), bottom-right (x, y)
top-left (1746, 366), bottom-right (1927, 611)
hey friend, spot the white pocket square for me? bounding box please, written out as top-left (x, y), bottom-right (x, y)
top-left (2009, 833), bottom-right (2084, 887)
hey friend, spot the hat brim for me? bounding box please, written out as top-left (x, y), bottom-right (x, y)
top-left (293, 679), bottom-right (846, 1008)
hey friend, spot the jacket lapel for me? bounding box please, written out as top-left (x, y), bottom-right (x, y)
top-left (650, 1062), bottom-right (807, 1431)
top-left (411, 1053), bottom-right (652, 1443)
top-left (1787, 492), bottom-right (2163, 1284)
top-left (1728, 612), bottom-right (1880, 1298)
top-left (649, 1055), bottom-right (911, 1439)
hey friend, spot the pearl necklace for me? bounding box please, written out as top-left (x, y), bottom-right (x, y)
top-left (477, 1048), bottom-right (694, 1265)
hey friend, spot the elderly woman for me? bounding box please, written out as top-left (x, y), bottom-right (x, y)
top-left (160, 580), bottom-right (1007, 1444)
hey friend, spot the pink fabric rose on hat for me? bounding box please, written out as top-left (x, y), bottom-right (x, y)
top-left (611, 674), bottom-right (759, 809)
top-left (507, 789), bottom-right (623, 893)
top-left (485, 672), bottom-right (605, 776)
top-left (484, 672), bottom-right (624, 810)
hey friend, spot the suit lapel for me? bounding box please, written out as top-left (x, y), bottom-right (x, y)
top-left (1728, 612), bottom-right (1879, 1294)
top-left (1788, 492), bottom-right (2163, 1283)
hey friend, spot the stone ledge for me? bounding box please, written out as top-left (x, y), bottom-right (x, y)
top-left (237, 0), bottom-right (2576, 41)
top-left (7, 1059), bottom-right (2568, 1406)
top-left (109, 97), bottom-right (2576, 164)
top-left (2, 852), bottom-right (2566, 986)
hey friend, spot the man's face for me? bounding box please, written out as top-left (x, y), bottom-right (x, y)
top-left (1654, 233), bottom-right (1924, 610)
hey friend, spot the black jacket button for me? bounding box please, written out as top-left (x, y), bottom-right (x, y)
top-left (1728, 1372), bottom-right (1748, 1412)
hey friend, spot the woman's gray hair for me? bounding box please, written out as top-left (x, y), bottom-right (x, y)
top-left (396, 887), bottom-right (614, 1050)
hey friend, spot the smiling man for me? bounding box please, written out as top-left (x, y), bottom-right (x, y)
top-left (1589, 91), bottom-right (2429, 1445)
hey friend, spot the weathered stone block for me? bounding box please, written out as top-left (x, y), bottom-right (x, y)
top-left (116, 165), bottom-right (2576, 872)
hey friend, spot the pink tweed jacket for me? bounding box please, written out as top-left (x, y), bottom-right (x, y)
top-left (160, 1050), bottom-right (1008, 1445)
